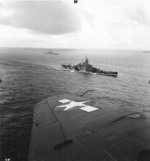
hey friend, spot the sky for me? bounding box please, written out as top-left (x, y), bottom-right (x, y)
top-left (0, 0), bottom-right (150, 49)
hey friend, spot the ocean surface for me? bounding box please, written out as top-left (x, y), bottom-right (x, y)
top-left (0, 47), bottom-right (150, 161)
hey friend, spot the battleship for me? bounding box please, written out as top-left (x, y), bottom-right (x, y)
top-left (43, 50), bottom-right (59, 55)
top-left (62, 56), bottom-right (118, 77)
top-left (143, 50), bottom-right (150, 53)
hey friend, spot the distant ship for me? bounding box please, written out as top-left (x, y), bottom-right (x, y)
top-left (43, 50), bottom-right (59, 55)
top-left (62, 56), bottom-right (118, 77)
top-left (143, 50), bottom-right (150, 53)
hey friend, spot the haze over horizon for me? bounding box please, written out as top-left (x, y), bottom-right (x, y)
top-left (0, 0), bottom-right (150, 50)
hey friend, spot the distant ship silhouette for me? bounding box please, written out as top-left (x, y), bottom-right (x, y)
top-left (143, 50), bottom-right (150, 53)
top-left (43, 50), bottom-right (59, 55)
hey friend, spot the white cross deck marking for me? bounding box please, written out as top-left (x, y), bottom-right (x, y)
top-left (56, 99), bottom-right (99, 112)
top-left (57, 100), bottom-right (89, 111)
top-left (80, 106), bottom-right (98, 112)
top-left (58, 99), bottom-right (71, 103)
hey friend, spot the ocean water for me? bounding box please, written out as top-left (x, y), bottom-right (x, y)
top-left (0, 47), bottom-right (150, 161)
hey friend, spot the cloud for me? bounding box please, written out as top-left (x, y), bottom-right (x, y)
top-left (124, 1), bottom-right (150, 27)
top-left (128, 7), bottom-right (149, 25)
top-left (1, 0), bottom-right (150, 49)
top-left (0, 1), bottom-right (81, 35)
